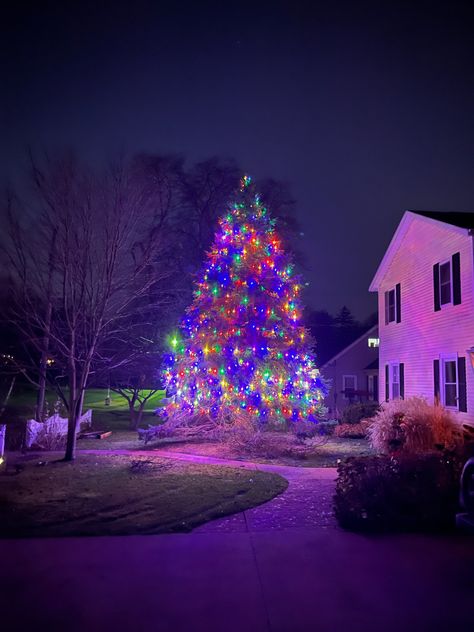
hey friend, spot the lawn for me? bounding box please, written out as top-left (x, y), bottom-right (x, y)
top-left (4, 386), bottom-right (375, 466)
top-left (5, 386), bottom-right (164, 417)
top-left (0, 453), bottom-right (287, 537)
top-left (3, 387), bottom-right (165, 448)
top-left (150, 436), bottom-right (376, 467)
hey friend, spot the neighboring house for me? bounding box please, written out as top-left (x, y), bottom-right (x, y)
top-left (369, 210), bottom-right (474, 426)
top-left (321, 325), bottom-right (379, 418)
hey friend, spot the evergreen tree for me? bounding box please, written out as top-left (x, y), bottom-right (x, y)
top-left (162, 176), bottom-right (327, 425)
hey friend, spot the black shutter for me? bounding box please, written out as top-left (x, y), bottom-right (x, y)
top-left (385, 364), bottom-right (389, 402)
top-left (434, 359), bottom-right (440, 402)
top-left (399, 363), bottom-right (404, 399)
top-left (433, 264), bottom-right (441, 311)
top-left (458, 356), bottom-right (467, 412)
top-left (384, 291), bottom-right (389, 325)
top-left (452, 252), bottom-right (461, 305)
top-left (396, 283), bottom-right (401, 323)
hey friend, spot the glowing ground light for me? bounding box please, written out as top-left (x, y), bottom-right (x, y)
top-left (161, 176), bottom-right (327, 423)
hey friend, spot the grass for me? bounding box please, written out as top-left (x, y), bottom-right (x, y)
top-left (0, 453), bottom-right (287, 537)
top-left (3, 387), bottom-right (165, 448)
top-left (151, 436), bottom-right (376, 467)
top-left (6, 386), bottom-right (165, 416)
top-left (4, 386), bottom-right (374, 466)
top-left (301, 437), bottom-right (375, 467)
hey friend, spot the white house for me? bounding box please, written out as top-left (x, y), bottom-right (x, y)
top-left (321, 325), bottom-right (379, 418)
top-left (369, 210), bottom-right (474, 426)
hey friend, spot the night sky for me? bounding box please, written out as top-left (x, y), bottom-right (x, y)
top-left (2, 1), bottom-right (474, 319)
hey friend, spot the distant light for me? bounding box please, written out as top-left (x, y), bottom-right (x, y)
top-left (368, 338), bottom-right (380, 348)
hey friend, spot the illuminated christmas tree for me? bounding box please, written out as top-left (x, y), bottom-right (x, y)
top-left (162, 176), bottom-right (327, 425)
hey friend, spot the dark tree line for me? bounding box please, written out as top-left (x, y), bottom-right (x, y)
top-left (307, 307), bottom-right (377, 366)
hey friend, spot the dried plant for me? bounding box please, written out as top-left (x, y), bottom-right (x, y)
top-left (368, 396), bottom-right (463, 455)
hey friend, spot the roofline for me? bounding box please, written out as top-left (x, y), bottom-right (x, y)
top-left (320, 324), bottom-right (378, 368)
top-left (369, 210), bottom-right (472, 292)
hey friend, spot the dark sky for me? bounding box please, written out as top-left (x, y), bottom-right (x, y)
top-left (2, 1), bottom-right (474, 319)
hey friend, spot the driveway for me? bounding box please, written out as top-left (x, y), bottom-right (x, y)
top-left (1, 451), bottom-right (473, 632)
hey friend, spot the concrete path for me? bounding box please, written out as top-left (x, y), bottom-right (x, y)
top-left (1, 450), bottom-right (474, 631)
top-left (152, 449), bottom-right (337, 532)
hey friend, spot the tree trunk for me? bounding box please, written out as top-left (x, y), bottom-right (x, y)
top-left (36, 230), bottom-right (56, 422)
top-left (0, 375), bottom-right (16, 419)
top-left (78, 388), bottom-right (85, 417)
top-left (129, 404), bottom-right (138, 430)
top-left (65, 341), bottom-right (78, 461)
top-left (36, 298), bottom-right (52, 421)
top-left (130, 410), bottom-right (138, 430)
top-left (136, 401), bottom-right (146, 428)
top-left (128, 392), bottom-right (139, 430)
top-left (64, 411), bottom-right (78, 461)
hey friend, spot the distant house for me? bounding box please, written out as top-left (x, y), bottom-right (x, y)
top-left (321, 325), bottom-right (379, 418)
top-left (369, 210), bottom-right (474, 426)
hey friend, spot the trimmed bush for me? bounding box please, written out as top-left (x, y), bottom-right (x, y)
top-left (368, 397), bottom-right (463, 455)
top-left (341, 402), bottom-right (380, 425)
top-left (291, 419), bottom-right (337, 440)
top-left (334, 420), bottom-right (370, 439)
top-left (334, 453), bottom-right (463, 532)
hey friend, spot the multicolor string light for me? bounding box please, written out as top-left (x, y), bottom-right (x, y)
top-left (162, 176), bottom-right (327, 424)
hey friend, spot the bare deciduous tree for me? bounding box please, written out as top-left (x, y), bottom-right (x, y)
top-left (4, 155), bottom-right (176, 460)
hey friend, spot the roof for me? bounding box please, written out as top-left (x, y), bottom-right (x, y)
top-left (321, 324), bottom-right (378, 368)
top-left (364, 359), bottom-right (379, 371)
top-left (369, 210), bottom-right (474, 292)
top-left (410, 210), bottom-right (474, 230)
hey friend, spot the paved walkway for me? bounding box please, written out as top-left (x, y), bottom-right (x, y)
top-left (2, 450), bottom-right (474, 631)
top-left (153, 449), bottom-right (337, 532)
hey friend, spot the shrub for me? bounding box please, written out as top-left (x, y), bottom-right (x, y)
top-left (334, 420), bottom-right (371, 439)
top-left (334, 453), bottom-right (463, 532)
top-left (341, 402), bottom-right (380, 425)
top-left (226, 429), bottom-right (295, 459)
top-left (224, 426), bottom-right (327, 460)
top-left (291, 420), bottom-right (337, 440)
top-left (291, 420), bottom-right (321, 440)
top-left (368, 397), bottom-right (463, 455)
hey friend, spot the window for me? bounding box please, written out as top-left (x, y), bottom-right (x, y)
top-left (384, 283), bottom-right (401, 324)
top-left (342, 375), bottom-right (357, 399)
top-left (391, 364), bottom-right (400, 399)
top-left (385, 362), bottom-right (404, 401)
top-left (386, 290), bottom-right (395, 322)
top-left (367, 374), bottom-right (378, 401)
top-left (443, 359), bottom-right (457, 407)
top-left (368, 337), bottom-right (380, 348)
top-left (434, 253), bottom-right (461, 311)
top-left (434, 356), bottom-right (467, 412)
top-left (439, 260), bottom-right (452, 306)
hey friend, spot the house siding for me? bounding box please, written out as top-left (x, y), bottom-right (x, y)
top-left (378, 217), bottom-right (474, 425)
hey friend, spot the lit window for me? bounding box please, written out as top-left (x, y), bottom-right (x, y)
top-left (368, 337), bottom-right (380, 348)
